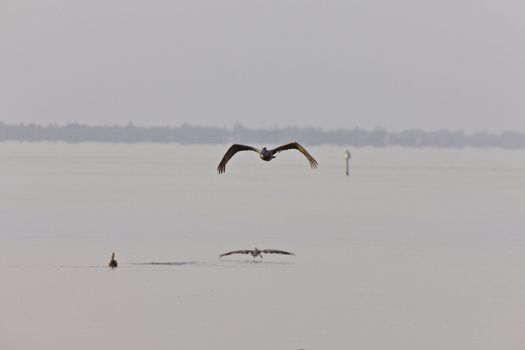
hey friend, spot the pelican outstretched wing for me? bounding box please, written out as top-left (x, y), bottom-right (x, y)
top-left (219, 250), bottom-right (252, 257)
top-left (261, 249), bottom-right (295, 255)
top-left (217, 144), bottom-right (260, 173)
top-left (269, 142), bottom-right (318, 169)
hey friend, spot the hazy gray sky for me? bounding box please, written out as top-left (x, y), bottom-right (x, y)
top-left (1, 0), bottom-right (524, 131)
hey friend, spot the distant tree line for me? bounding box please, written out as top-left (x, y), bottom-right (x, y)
top-left (0, 122), bottom-right (524, 149)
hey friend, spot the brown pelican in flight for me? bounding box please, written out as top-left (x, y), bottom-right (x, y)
top-left (219, 248), bottom-right (295, 259)
top-left (108, 252), bottom-right (118, 268)
top-left (217, 142), bottom-right (318, 173)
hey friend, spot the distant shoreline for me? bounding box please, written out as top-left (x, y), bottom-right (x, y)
top-left (1, 122), bottom-right (523, 149)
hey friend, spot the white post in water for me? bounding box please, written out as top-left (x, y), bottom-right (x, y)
top-left (344, 150), bottom-right (351, 176)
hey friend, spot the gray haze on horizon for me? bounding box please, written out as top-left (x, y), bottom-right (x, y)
top-left (1, 0), bottom-right (524, 132)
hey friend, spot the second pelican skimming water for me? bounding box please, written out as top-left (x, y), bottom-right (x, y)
top-left (219, 248), bottom-right (294, 259)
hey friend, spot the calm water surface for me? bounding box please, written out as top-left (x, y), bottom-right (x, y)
top-left (1, 143), bottom-right (524, 349)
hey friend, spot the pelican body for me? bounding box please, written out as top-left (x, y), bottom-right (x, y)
top-left (249, 248), bottom-right (263, 258)
top-left (259, 147), bottom-right (274, 161)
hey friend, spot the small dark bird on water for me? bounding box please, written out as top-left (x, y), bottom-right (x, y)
top-left (217, 142), bottom-right (318, 173)
top-left (219, 248), bottom-right (295, 259)
top-left (108, 252), bottom-right (118, 268)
